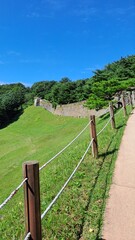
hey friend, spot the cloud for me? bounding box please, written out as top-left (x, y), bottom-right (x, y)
top-left (0, 60), bottom-right (4, 65)
top-left (26, 0), bottom-right (67, 19)
top-left (26, 11), bottom-right (40, 18)
top-left (106, 6), bottom-right (135, 17)
top-left (73, 7), bottom-right (98, 17)
top-left (71, 3), bottom-right (99, 23)
top-left (7, 50), bottom-right (20, 56)
top-left (42, 0), bottom-right (66, 10)
top-left (20, 81), bottom-right (32, 87)
top-left (0, 80), bottom-right (10, 85)
top-left (0, 80), bottom-right (32, 87)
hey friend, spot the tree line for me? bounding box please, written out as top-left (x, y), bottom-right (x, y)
top-left (0, 55), bottom-right (135, 126)
top-left (86, 55), bottom-right (135, 109)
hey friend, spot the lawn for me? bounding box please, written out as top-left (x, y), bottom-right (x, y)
top-left (0, 105), bottom-right (131, 239)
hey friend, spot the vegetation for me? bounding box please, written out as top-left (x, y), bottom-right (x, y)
top-left (0, 83), bottom-right (33, 127)
top-left (31, 55), bottom-right (135, 109)
top-left (0, 105), bottom-right (131, 239)
top-left (31, 77), bottom-right (92, 105)
top-left (86, 55), bottom-right (135, 109)
top-left (0, 55), bottom-right (135, 126)
top-left (0, 55), bottom-right (134, 239)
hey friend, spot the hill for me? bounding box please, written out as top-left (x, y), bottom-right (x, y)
top-left (0, 106), bottom-right (88, 199)
top-left (0, 105), bottom-right (131, 239)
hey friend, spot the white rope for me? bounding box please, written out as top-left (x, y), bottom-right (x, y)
top-left (24, 232), bottom-right (31, 240)
top-left (0, 178), bottom-right (28, 210)
top-left (104, 107), bottom-right (110, 114)
top-left (41, 138), bottom-right (93, 220)
top-left (114, 106), bottom-right (124, 116)
top-left (96, 107), bottom-right (109, 119)
top-left (39, 121), bottom-right (91, 171)
top-left (97, 117), bottom-right (111, 137)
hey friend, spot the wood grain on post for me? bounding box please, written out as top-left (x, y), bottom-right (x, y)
top-left (90, 115), bottom-right (98, 158)
top-left (122, 93), bottom-right (127, 117)
top-left (23, 161), bottom-right (42, 240)
top-left (109, 102), bottom-right (115, 129)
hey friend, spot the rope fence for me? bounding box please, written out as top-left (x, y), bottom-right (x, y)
top-left (39, 120), bottom-right (92, 171)
top-left (114, 106), bottom-right (124, 116)
top-left (97, 117), bottom-right (112, 137)
top-left (95, 106), bottom-right (110, 120)
top-left (0, 92), bottom-right (134, 240)
top-left (0, 121), bottom-right (91, 211)
top-left (0, 178), bottom-right (28, 210)
top-left (41, 138), bottom-right (93, 220)
top-left (24, 232), bottom-right (31, 240)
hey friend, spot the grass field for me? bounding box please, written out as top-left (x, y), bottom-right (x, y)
top-left (0, 105), bottom-right (131, 239)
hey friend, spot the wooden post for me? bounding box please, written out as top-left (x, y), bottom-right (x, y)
top-left (90, 115), bottom-right (98, 158)
top-left (23, 161), bottom-right (42, 240)
top-left (122, 93), bottom-right (127, 117)
top-left (109, 102), bottom-right (115, 129)
top-left (129, 92), bottom-right (133, 110)
top-left (133, 91), bottom-right (135, 101)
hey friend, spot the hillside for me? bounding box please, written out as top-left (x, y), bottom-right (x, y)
top-left (0, 105), bottom-right (131, 239)
top-left (0, 106), bottom-right (88, 199)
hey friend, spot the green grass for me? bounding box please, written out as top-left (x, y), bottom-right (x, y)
top-left (0, 105), bottom-right (132, 239)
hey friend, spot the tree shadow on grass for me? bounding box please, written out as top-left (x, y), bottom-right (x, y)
top-left (0, 109), bottom-right (24, 130)
top-left (96, 238), bottom-right (106, 240)
top-left (98, 149), bottom-right (118, 158)
top-left (116, 123), bottom-right (126, 130)
top-left (98, 113), bottom-right (110, 121)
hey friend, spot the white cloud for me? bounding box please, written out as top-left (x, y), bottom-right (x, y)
top-left (7, 50), bottom-right (20, 56)
top-left (20, 81), bottom-right (32, 87)
top-left (26, 12), bottom-right (40, 18)
top-left (106, 6), bottom-right (135, 17)
top-left (26, 0), bottom-right (67, 19)
top-left (73, 7), bottom-right (97, 17)
top-left (42, 0), bottom-right (66, 10)
top-left (0, 80), bottom-right (8, 85)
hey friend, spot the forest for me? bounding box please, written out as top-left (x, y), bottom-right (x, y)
top-left (0, 55), bottom-right (135, 125)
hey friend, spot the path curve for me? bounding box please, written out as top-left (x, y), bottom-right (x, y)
top-left (102, 109), bottom-right (135, 240)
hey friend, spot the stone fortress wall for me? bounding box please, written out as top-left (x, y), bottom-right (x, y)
top-left (34, 98), bottom-right (108, 118)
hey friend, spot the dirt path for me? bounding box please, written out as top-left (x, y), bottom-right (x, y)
top-left (102, 110), bottom-right (135, 240)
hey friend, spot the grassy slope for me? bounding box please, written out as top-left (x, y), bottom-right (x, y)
top-left (0, 106), bottom-right (131, 239)
top-left (0, 106), bottom-right (87, 198)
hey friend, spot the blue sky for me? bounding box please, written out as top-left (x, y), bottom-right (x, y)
top-left (0, 0), bottom-right (135, 86)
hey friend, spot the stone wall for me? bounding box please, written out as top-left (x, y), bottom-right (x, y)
top-left (38, 99), bottom-right (108, 118)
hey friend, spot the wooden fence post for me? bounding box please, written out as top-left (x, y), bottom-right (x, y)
top-left (122, 93), bottom-right (127, 117)
top-left (129, 92), bottom-right (133, 110)
top-left (109, 102), bottom-right (115, 129)
top-left (90, 115), bottom-right (98, 158)
top-left (133, 91), bottom-right (135, 101)
top-left (23, 161), bottom-right (42, 240)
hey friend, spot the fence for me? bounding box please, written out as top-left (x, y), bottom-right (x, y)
top-left (0, 93), bottom-right (134, 240)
